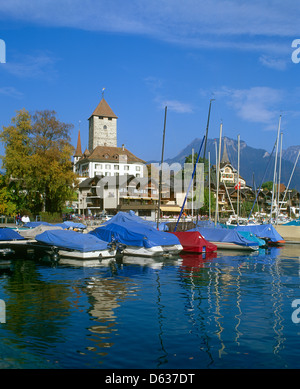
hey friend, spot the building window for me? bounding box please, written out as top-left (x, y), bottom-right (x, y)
top-left (136, 173), bottom-right (141, 178)
top-left (114, 165), bottom-right (119, 170)
top-left (95, 164), bottom-right (102, 169)
top-left (136, 166), bottom-right (141, 171)
top-left (124, 165), bottom-right (129, 171)
top-left (105, 172), bottom-right (111, 176)
top-left (105, 164), bottom-right (111, 169)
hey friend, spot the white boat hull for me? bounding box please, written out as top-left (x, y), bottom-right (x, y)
top-left (57, 248), bottom-right (116, 259)
top-left (123, 244), bottom-right (183, 257)
top-left (211, 241), bottom-right (259, 251)
top-left (58, 257), bottom-right (115, 267)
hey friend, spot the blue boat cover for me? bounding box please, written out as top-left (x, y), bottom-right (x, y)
top-left (0, 228), bottom-right (25, 240)
top-left (90, 221), bottom-right (180, 248)
top-left (61, 221), bottom-right (86, 229)
top-left (237, 231), bottom-right (266, 247)
top-left (25, 221), bottom-right (86, 229)
top-left (25, 221), bottom-right (51, 228)
top-left (104, 211), bottom-right (169, 231)
top-left (283, 220), bottom-right (300, 226)
top-left (188, 226), bottom-right (258, 247)
top-left (235, 224), bottom-right (284, 243)
top-left (35, 230), bottom-right (109, 252)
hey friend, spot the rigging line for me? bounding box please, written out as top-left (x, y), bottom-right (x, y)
top-left (174, 135), bottom-right (206, 232)
top-left (248, 139), bottom-right (277, 221)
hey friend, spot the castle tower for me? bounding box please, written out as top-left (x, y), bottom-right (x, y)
top-left (88, 96), bottom-right (118, 152)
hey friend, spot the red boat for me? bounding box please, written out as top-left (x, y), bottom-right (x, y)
top-left (169, 231), bottom-right (217, 254)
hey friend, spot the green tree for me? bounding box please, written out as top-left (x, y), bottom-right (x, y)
top-left (261, 181), bottom-right (273, 191)
top-left (0, 109), bottom-right (78, 214)
top-left (0, 175), bottom-right (17, 216)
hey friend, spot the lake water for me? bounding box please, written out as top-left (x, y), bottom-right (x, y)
top-left (0, 245), bottom-right (300, 370)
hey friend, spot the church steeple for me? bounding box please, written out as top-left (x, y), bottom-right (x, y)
top-left (221, 138), bottom-right (230, 165)
top-left (74, 129), bottom-right (82, 157)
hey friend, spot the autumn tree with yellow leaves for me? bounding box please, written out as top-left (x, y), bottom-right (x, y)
top-left (0, 109), bottom-right (78, 215)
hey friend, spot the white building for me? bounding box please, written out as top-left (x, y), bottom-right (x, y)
top-left (73, 96), bottom-right (145, 180)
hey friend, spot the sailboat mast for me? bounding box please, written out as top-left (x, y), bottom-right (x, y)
top-left (276, 132), bottom-right (283, 223)
top-left (208, 151), bottom-right (211, 221)
top-left (157, 106), bottom-right (167, 229)
top-left (270, 115), bottom-right (281, 222)
top-left (215, 122), bottom-right (223, 225)
top-left (203, 98), bottom-right (215, 161)
top-left (237, 134), bottom-right (240, 223)
top-left (279, 149), bottom-right (300, 214)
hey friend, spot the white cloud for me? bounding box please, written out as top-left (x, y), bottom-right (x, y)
top-left (160, 99), bottom-right (194, 114)
top-left (144, 77), bottom-right (193, 113)
top-left (1, 52), bottom-right (58, 79)
top-left (0, 0), bottom-right (298, 54)
top-left (0, 86), bottom-right (23, 98)
top-left (259, 55), bottom-right (287, 70)
top-left (214, 86), bottom-right (283, 126)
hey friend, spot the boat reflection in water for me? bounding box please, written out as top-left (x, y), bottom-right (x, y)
top-left (0, 245), bottom-right (300, 369)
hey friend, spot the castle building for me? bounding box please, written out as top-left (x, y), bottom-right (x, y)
top-left (73, 95), bottom-right (145, 180)
top-left (73, 94), bottom-right (162, 217)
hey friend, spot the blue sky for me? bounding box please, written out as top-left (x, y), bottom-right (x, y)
top-left (0, 0), bottom-right (300, 162)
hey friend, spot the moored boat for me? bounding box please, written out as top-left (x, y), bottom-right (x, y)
top-left (188, 226), bottom-right (260, 251)
top-left (34, 229), bottom-right (117, 260)
top-left (235, 224), bottom-right (285, 246)
top-left (19, 224), bottom-right (63, 239)
top-left (90, 221), bottom-right (182, 257)
top-left (169, 231), bottom-right (217, 254)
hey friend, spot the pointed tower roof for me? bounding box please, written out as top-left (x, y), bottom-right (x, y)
top-left (89, 97), bottom-right (118, 119)
top-left (221, 138), bottom-right (230, 165)
top-left (74, 130), bottom-right (82, 157)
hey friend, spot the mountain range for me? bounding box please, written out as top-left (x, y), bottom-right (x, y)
top-left (153, 137), bottom-right (300, 191)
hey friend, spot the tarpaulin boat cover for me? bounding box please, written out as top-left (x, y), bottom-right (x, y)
top-left (235, 224), bottom-right (284, 243)
top-left (90, 221), bottom-right (180, 248)
top-left (283, 220), bottom-right (300, 226)
top-left (0, 228), bottom-right (25, 240)
top-left (25, 221), bottom-right (51, 228)
top-left (35, 230), bottom-right (109, 252)
top-left (19, 225), bottom-right (63, 239)
top-left (189, 226), bottom-right (258, 247)
top-left (59, 221), bottom-right (86, 229)
top-left (25, 221), bottom-right (86, 229)
top-left (237, 231), bottom-right (266, 247)
top-left (170, 231), bottom-right (217, 253)
top-left (104, 211), bottom-right (169, 231)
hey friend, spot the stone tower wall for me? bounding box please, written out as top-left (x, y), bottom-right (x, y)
top-left (89, 116), bottom-right (117, 151)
